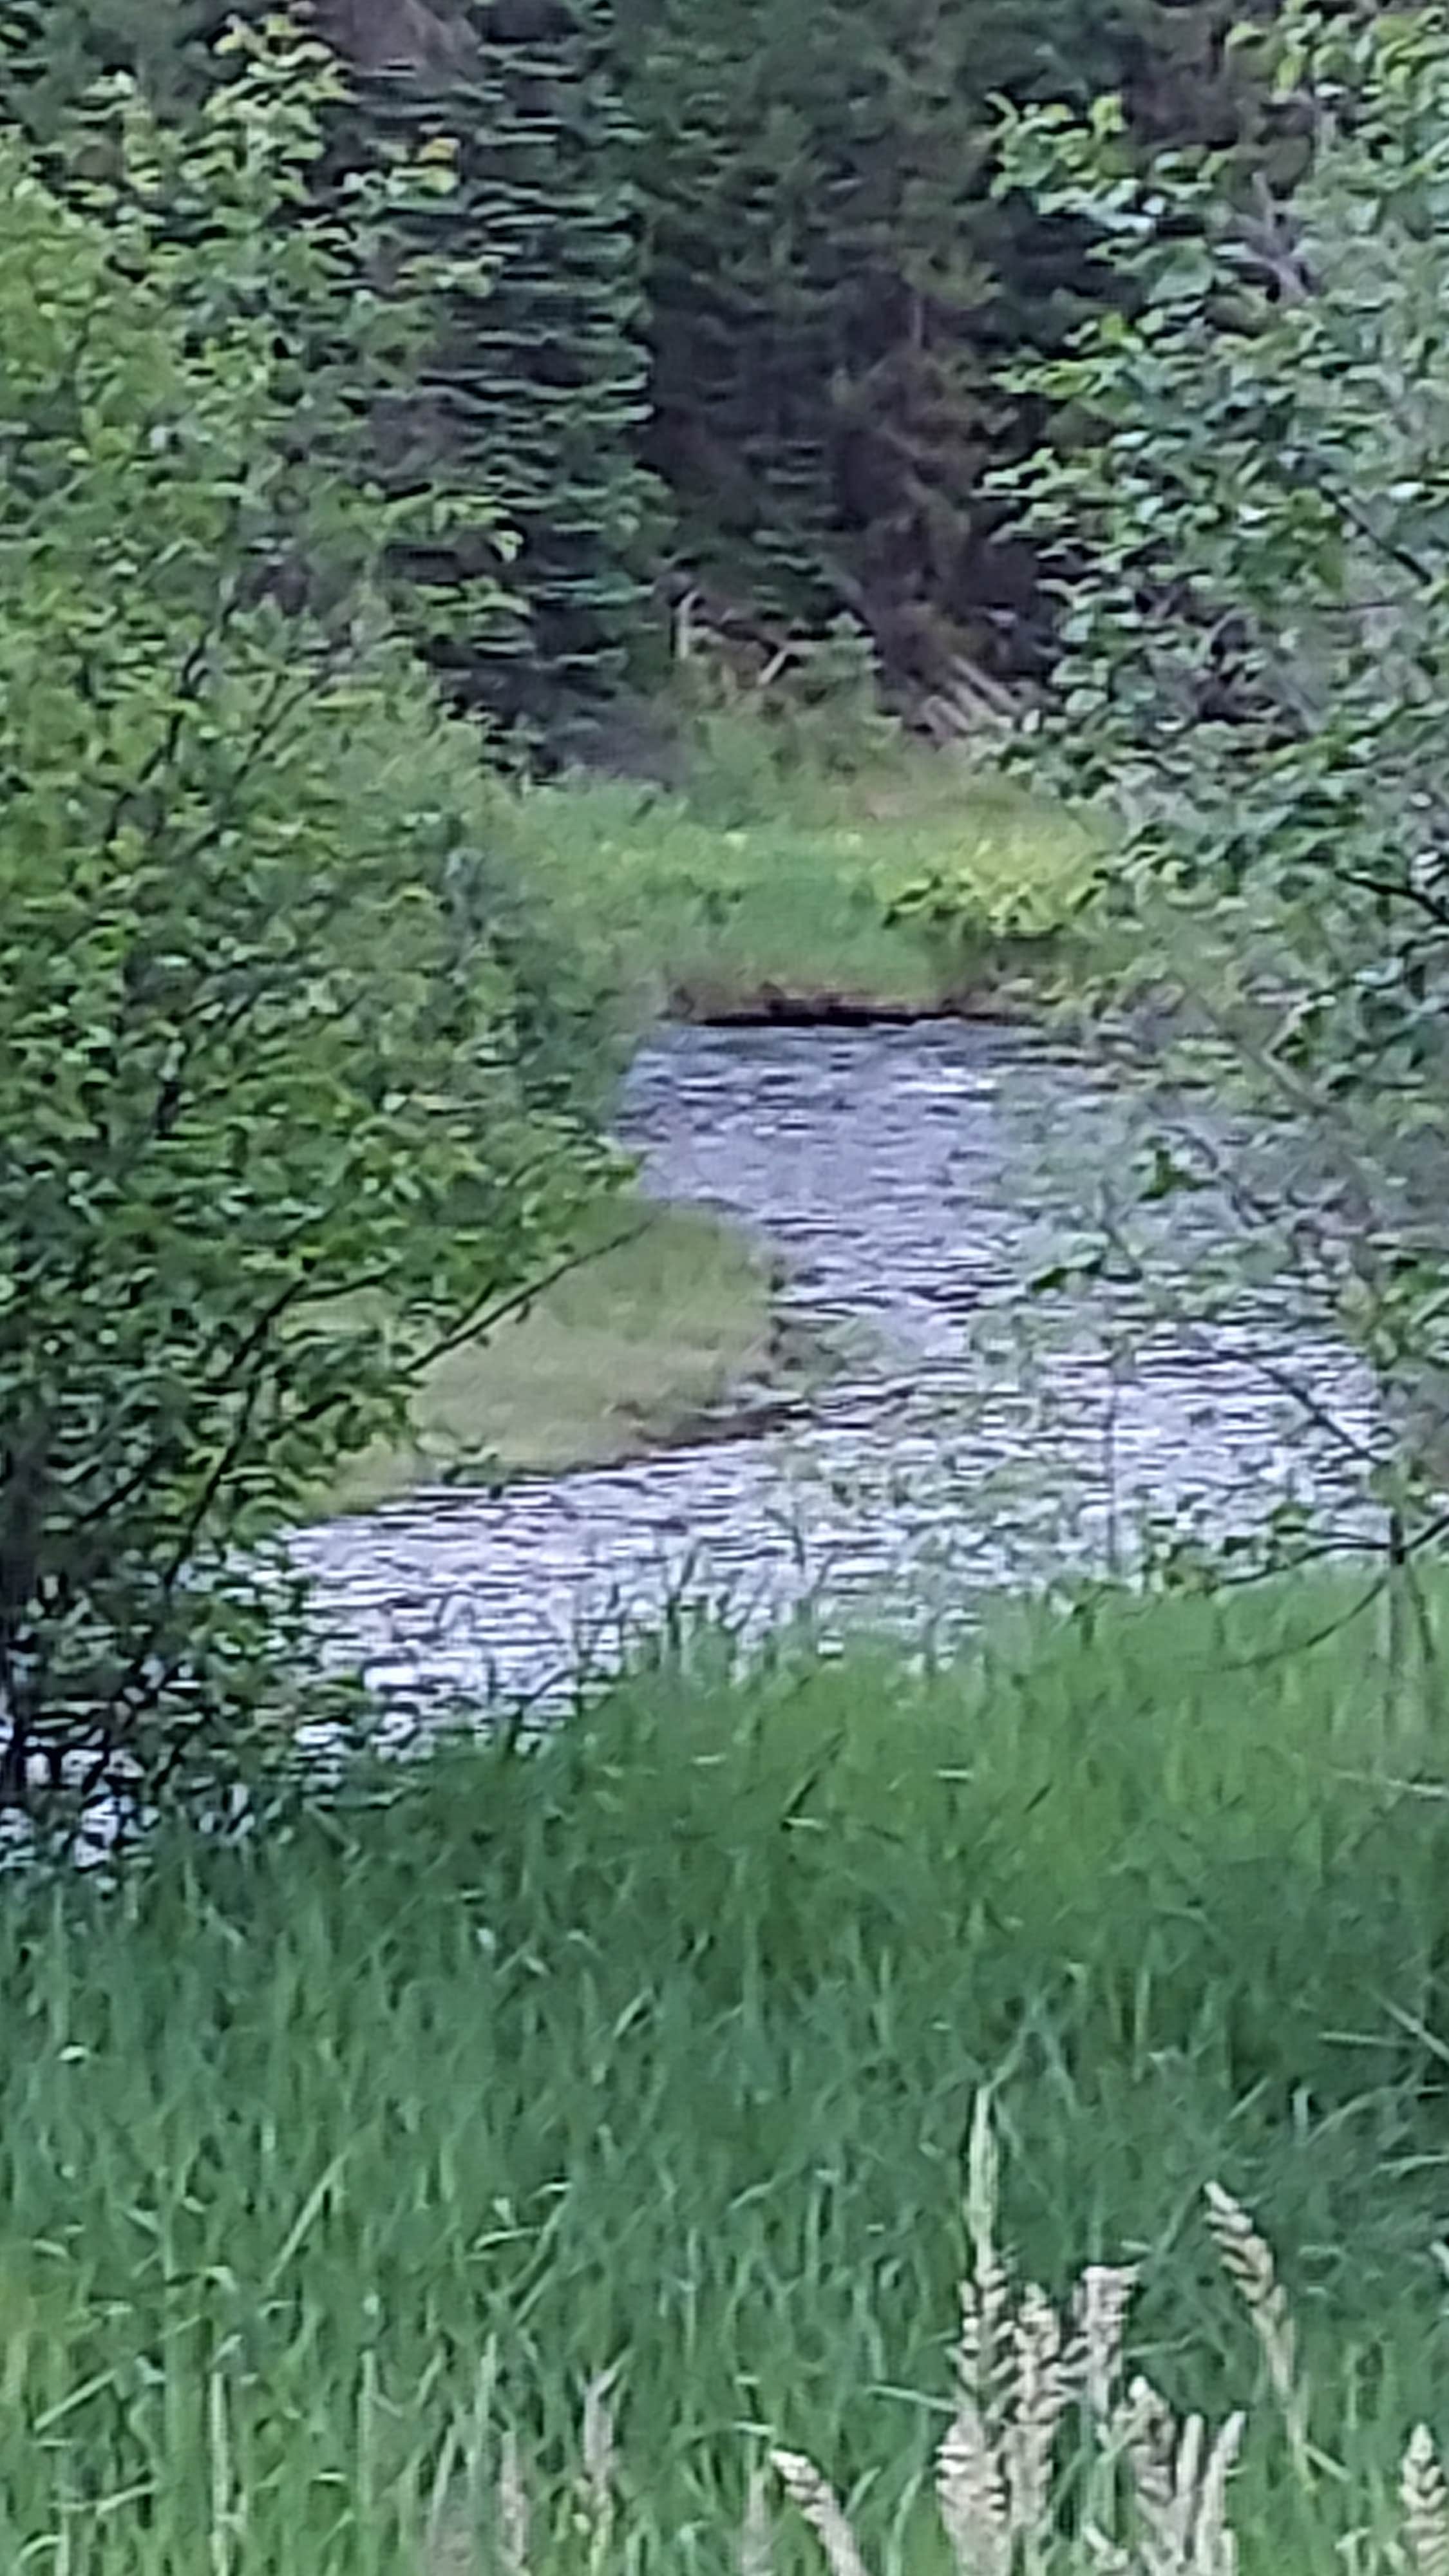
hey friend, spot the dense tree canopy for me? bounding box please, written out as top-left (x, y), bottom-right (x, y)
top-left (10, 0), bottom-right (1284, 728)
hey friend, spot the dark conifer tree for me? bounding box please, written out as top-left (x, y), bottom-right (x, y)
top-left (611, 0), bottom-right (1279, 684)
top-left (334, 0), bottom-right (660, 742)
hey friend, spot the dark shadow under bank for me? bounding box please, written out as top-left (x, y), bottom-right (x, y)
top-left (663, 928), bottom-right (1085, 1030)
top-left (674, 987), bottom-right (1034, 1029)
top-left (667, 970), bottom-right (1054, 1030)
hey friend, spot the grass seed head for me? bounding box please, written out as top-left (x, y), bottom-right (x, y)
top-left (937, 2401), bottom-right (1010, 2576)
top-left (1403, 2425), bottom-right (1449, 2576)
top-left (1070, 2266), bottom-right (1140, 2426)
top-left (772, 2450), bottom-right (875, 2576)
top-left (1202, 2184), bottom-right (1298, 2409)
top-left (1005, 2281), bottom-right (1067, 2552)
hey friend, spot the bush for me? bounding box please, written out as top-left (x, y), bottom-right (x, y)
top-left (992, 7), bottom-right (1449, 1544)
top-left (0, 27), bottom-right (614, 1826)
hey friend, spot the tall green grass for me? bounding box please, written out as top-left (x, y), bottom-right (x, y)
top-left (5, 1580), bottom-right (1449, 2570)
top-left (489, 740), bottom-right (1096, 1022)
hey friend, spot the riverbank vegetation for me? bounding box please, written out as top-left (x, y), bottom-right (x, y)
top-left (0, 40), bottom-right (626, 1809)
top-left (323, 1202), bottom-right (782, 1502)
top-left (0, 11), bottom-right (1103, 1812)
top-left (12, 0), bottom-right (1449, 2567)
top-left (491, 732), bottom-right (1099, 1025)
top-left (6, 1578), bottom-right (1449, 2570)
top-left (981, 3), bottom-right (1449, 1569)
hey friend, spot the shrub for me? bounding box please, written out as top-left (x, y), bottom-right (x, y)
top-left (989, 6), bottom-right (1449, 1548)
top-left (0, 25), bottom-right (612, 1826)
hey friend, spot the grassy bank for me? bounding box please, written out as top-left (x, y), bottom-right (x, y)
top-left (319, 739), bottom-right (1095, 1510)
top-left (6, 1577), bottom-right (1449, 2568)
top-left (496, 740), bottom-right (1099, 1024)
top-left (325, 1202), bottom-right (788, 1507)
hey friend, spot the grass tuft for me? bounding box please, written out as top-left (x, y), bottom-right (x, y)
top-left (489, 746), bottom-right (1098, 1024)
top-left (323, 1202), bottom-right (783, 1504)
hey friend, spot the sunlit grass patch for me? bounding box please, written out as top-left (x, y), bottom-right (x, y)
top-left (494, 748), bottom-right (1100, 1022)
top-left (326, 1202), bottom-right (780, 1503)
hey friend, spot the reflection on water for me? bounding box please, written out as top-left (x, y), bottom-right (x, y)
top-left (290, 1023), bottom-right (1379, 1711)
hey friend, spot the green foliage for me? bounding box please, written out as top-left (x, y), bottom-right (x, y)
top-left (610, 0), bottom-right (1276, 685)
top-left (0, 24), bottom-right (611, 1820)
top-left (5, 0), bottom-right (1307, 719)
top-left (5, 0), bottom-right (663, 743)
top-left (1, 1586), bottom-right (1448, 2564)
top-left (991, 3), bottom-right (1449, 1530)
top-left (0, 0), bottom-right (220, 133)
top-left (615, 0), bottom-right (1006, 661)
top-left (328, 0), bottom-right (661, 745)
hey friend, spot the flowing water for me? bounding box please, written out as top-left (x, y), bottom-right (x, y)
top-left (292, 1022), bottom-right (1379, 1714)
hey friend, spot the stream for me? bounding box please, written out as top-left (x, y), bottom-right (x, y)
top-left (291, 1022), bottom-right (1381, 1716)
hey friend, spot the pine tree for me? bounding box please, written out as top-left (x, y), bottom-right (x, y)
top-left (611, 0), bottom-right (1284, 687)
top-left (5, 0), bottom-right (1293, 708)
top-left (334, 0), bottom-right (661, 743)
top-left (611, 0), bottom-right (1072, 676)
top-left (0, 0), bottom-right (223, 130)
top-left (5, 0), bottom-right (659, 744)
top-left (471, 0), bottom-right (659, 733)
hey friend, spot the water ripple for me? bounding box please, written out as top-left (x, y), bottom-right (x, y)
top-left (290, 1024), bottom-right (1379, 1710)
